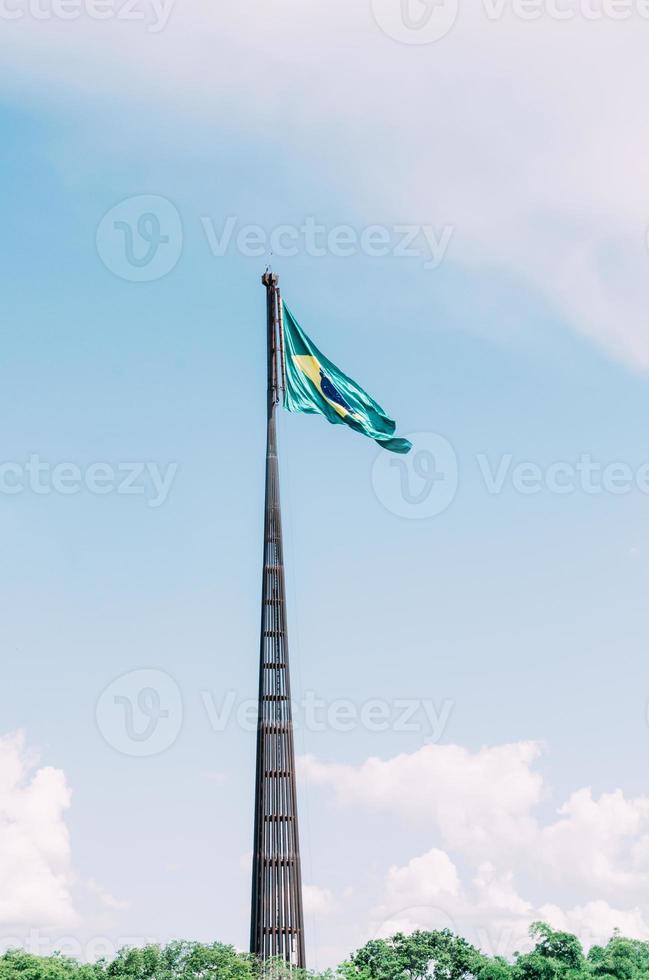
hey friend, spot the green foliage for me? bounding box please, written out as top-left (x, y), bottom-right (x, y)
top-left (342, 925), bottom-right (649, 980)
top-left (588, 933), bottom-right (649, 980)
top-left (2, 925), bottom-right (649, 980)
top-left (98, 942), bottom-right (255, 980)
top-left (340, 929), bottom-right (490, 980)
top-left (476, 958), bottom-right (514, 980)
top-left (0, 952), bottom-right (98, 980)
top-left (513, 923), bottom-right (587, 980)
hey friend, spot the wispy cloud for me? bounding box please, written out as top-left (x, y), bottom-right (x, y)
top-left (2, 3), bottom-right (648, 366)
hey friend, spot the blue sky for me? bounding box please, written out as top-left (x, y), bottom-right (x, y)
top-left (2, 1), bottom-right (649, 971)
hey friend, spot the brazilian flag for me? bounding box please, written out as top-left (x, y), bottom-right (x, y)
top-left (282, 303), bottom-right (412, 454)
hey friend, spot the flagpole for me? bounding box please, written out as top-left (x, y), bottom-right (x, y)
top-left (277, 290), bottom-right (287, 400)
top-left (250, 272), bottom-right (306, 969)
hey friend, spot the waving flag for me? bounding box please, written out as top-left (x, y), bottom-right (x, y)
top-left (282, 303), bottom-right (412, 454)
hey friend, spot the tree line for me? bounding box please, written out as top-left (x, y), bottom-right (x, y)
top-left (1, 923), bottom-right (648, 980)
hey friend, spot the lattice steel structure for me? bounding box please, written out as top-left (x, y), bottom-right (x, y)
top-left (250, 272), bottom-right (306, 969)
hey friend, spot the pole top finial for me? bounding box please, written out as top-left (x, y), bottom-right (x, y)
top-left (262, 268), bottom-right (279, 288)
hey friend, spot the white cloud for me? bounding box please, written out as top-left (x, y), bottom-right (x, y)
top-left (86, 879), bottom-right (130, 913)
top-left (2, 3), bottom-right (649, 366)
top-left (301, 741), bottom-right (543, 858)
top-left (539, 901), bottom-right (649, 948)
top-left (303, 884), bottom-right (335, 918)
top-left (0, 730), bottom-right (124, 936)
top-left (0, 731), bottom-right (77, 929)
top-left (370, 847), bottom-right (649, 959)
top-left (370, 849), bottom-right (534, 955)
top-left (539, 788), bottom-right (649, 895)
top-left (374, 849), bottom-right (462, 937)
top-left (301, 740), bottom-right (649, 956)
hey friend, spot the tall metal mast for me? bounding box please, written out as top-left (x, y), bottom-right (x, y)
top-left (250, 272), bottom-right (306, 969)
